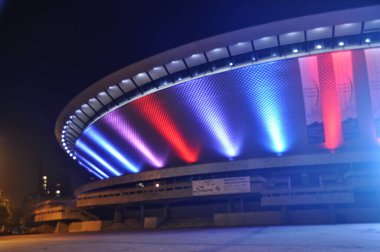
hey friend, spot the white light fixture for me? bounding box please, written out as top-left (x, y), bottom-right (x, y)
top-left (315, 44), bottom-right (322, 49)
top-left (365, 38), bottom-right (371, 43)
top-left (155, 183), bottom-right (160, 188)
top-left (229, 62), bottom-right (234, 66)
top-left (212, 48), bottom-right (222, 52)
top-left (292, 49), bottom-right (299, 53)
top-left (338, 41), bottom-right (344, 46)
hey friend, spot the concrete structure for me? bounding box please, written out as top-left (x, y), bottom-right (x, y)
top-left (32, 200), bottom-right (101, 233)
top-left (48, 6), bottom-right (380, 232)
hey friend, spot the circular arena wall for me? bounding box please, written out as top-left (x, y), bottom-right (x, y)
top-left (75, 48), bottom-right (380, 179)
top-left (57, 6), bottom-right (380, 184)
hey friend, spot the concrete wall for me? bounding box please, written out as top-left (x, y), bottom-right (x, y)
top-left (171, 203), bottom-right (228, 219)
top-left (77, 184), bottom-right (192, 207)
top-left (30, 223), bottom-right (55, 234)
top-left (34, 205), bottom-right (98, 223)
top-left (75, 151), bottom-right (380, 196)
top-left (144, 217), bottom-right (164, 229)
top-left (336, 208), bottom-right (380, 223)
top-left (68, 220), bottom-right (112, 233)
top-left (288, 209), bottom-right (330, 225)
top-left (214, 211), bottom-right (283, 227)
top-left (54, 222), bottom-right (68, 233)
top-left (214, 207), bottom-right (380, 227)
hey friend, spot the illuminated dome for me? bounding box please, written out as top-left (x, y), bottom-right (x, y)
top-left (56, 6), bottom-right (380, 180)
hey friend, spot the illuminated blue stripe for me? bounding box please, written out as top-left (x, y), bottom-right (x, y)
top-left (258, 102), bottom-right (286, 153)
top-left (79, 161), bottom-right (106, 180)
top-left (181, 81), bottom-right (241, 158)
top-left (81, 128), bottom-right (140, 173)
top-left (242, 63), bottom-right (291, 153)
top-left (77, 155), bottom-right (110, 179)
top-left (76, 140), bottom-right (122, 176)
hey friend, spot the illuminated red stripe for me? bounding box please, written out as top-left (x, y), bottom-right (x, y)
top-left (134, 95), bottom-right (199, 163)
top-left (318, 53), bottom-right (343, 150)
top-left (332, 51), bottom-right (356, 122)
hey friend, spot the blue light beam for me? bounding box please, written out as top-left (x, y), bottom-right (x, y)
top-left (256, 96), bottom-right (287, 153)
top-left (244, 63), bottom-right (291, 153)
top-left (79, 128), bottom-right (140, 173)
top-left (181, 81), bottom-right (241, 158)
top-left (76, 140), bottom-right (122, 176)
top-left (77, 155), bottom-right (110, 179)
top-left (78, 161), bottom-right (107, 180)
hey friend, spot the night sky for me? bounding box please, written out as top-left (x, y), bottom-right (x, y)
top-left (0, 0), bottom-right (378, 207)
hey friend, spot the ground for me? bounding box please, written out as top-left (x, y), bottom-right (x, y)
top-left (1, 223), bottom-right (380, 251)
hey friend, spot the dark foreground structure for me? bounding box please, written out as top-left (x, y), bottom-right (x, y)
top-left (33, 6), bottom-right (380, 232)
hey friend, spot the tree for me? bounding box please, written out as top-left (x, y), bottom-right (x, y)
top-left (0, 191), bottom-right (12, 227)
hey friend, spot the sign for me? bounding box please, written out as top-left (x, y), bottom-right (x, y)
top-left (298, 56), bottom-right (325, 144)
top-left (332, 51), bottom-right (359, 140)
top-left (365, 48), bottom-right (380, 137)
top-left (192, 176), bottom-right (251, 196)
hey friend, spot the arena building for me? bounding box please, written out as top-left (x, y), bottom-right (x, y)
top-left (40, 5), bottom-right (380, 231)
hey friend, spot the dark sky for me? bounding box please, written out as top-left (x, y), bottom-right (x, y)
top-left (0, 0), bottom-right (378, 206)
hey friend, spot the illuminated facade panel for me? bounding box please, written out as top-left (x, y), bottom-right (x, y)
top-left (76, 49), bottom-right (380, 177)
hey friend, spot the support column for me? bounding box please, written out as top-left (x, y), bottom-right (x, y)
top-left (281, 206), bottom-right (288, 225)
top-left (328, 204), bottom-right (336, 224)
top-left (140, 204), bottom-right (145, 228)
top-left (114, 206), bottom-right (124, 223)
top-left (227, 198), bottom-right (232, 213)
top-left (240, 197), bottom-right (244, 212)
top-left (163, 202), bottom-right (171, 220)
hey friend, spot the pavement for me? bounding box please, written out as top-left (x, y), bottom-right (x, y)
top-left (1, 223), bottom-right (380, 251)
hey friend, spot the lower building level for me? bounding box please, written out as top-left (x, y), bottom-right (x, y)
top-left (31, 158), bottom-right (380, 233)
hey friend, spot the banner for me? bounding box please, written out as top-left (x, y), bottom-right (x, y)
top-left (332, 51), bottom-right (359, 140)
top-left (364, 48), bottom-right (380, 137)
top-left (192, 176), bottom-right (251, 196)
top-left (298, 56), bottom-right (325, 144)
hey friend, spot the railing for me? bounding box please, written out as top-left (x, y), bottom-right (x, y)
top-left (34, 205), bottom-right (98, 222)
top-left (75, 169), bottom-right (380, 207)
